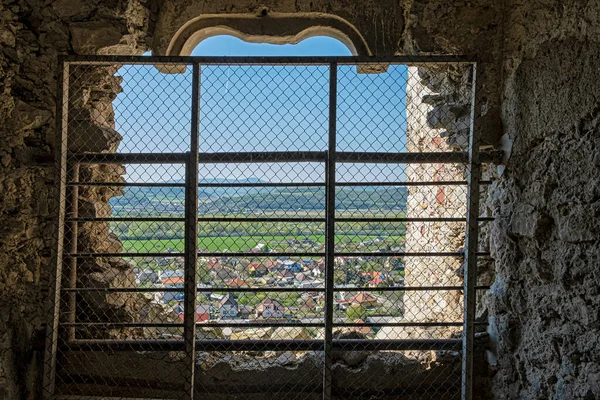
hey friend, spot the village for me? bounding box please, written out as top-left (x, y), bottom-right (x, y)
top-left (133, 238), bottom-right (406, 340)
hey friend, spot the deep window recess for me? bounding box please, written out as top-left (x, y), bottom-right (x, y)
top-left (44, 56), bottom-right (496, 400)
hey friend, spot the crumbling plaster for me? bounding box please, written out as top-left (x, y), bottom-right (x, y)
top-left (0, 0), bottom-right (598, 399)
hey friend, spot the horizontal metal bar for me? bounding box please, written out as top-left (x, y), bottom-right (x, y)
top-left (68, 252), bottom-right (186, 258)
top-left (334, 322), bottom-right (488, 327)
top-left (64, 338), bottom-right (462, 352)
top-left (198, 322), bottom-right (324, 328)
top-left (62, 320), bottom-right (488, 328)
top-left (62, 287), bottom-right (187, 293)
top-left (336, 181), bottom-right (467, 187)
top-left (198, 182), bottom-right (325, 187)
top-left (61, 322), bottom-right (184, 328)
top-left (333, 285), bottom-right (491, 291)
top-left (61, 285), bottom-right (490, 293)
top-left (68, 251), bottom-right (491, 259)
top-left (67, 182), bottom-right (186, 188)
top-left (200, 152), bottom-right (326, 163)
top-left (337, 152), bottom-right (467, 164)
top-left (63, 54), bottom-right (476, 65)
top-left (335, 217), bottom-right (464, 222)
top-left (335, 252), bottom-right (463, 257)
top-left (67, 150), bottom-right (501, 166)
top-left (71, 153), bottom-right (189, 164)
top-left (62, 287), bottom-right (325, 293)
top-left (198, 252), bottom-right (325, 257)
top-left (68, 217), bottom-right (185, 222)
top-left (196, 217), bottom-right (326, 223)
top-left (51, 396), bottom-right (170, 400)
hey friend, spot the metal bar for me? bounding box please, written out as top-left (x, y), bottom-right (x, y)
top-left (63, 54), bottom-right (476, 64)
top-left (69, 150), bottom-right (500, 165)
top-left (64, 338), bottom-right (462, 352)
top-left (68, 217), bottom-right (185, 222)
top-left (63, 287), bottom-right (326, 293)
top-left (183, 62), bottom-right (200, 400)
top-left (334, 251), bottom-right (491, 257)
top-left (60, 285), bottom-right (490, 293)
top-left (71, 152), bottom-right (189, 164)
top-left (67, 182), bottom-right (186, 188)
top-left (198, 151), bottom-right (326, 163)
top-left (335, 252), bottom-right (463, 257)
top-left (68, 251), bottom-right (325, 258)
top-left (337, 151), bottom-right (467, 163)
top-left (69, 252), bottom-right (186, 258)
top-left (336, 181), bottom-right (467, 186)
top-left (61, 320), bottom-right (489, 328)
top-left (462, 62), bottom-right (482, 400)
top-left (197, 182), bottom-right (325, 187)
top-left (333, 322), bottom-right (485, 327)
top-left (335, 217), bottom-right (465, 222)
top-left (43, 58), bottom-right (69, 398)
top-left (196, 217), bottom-right (326, 223)
top-left (332, 285), bottom-right (491, 292)
top-left (323, 61), bottom-right (337, 400)
top-left (66, 163), bottom-right (79, 342)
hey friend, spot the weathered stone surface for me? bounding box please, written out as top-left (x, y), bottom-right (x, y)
top-left (70, 21), bottom-right (127, 54)
top-left (0, 1), bottom-right (599, 399)
top-left (68, 120), bottom-right (123, 153)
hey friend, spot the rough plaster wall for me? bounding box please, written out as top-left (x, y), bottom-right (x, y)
top-left (486, 1), bottom-right (600, 398)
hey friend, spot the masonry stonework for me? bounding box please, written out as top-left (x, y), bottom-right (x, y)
top-left (0, 0), bottom-right (598, 399)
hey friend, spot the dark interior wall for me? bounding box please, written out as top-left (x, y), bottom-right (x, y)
top-left (486, 1), bottom-right (600, 398)
top-left (0, 0), bottom-right (598, 399)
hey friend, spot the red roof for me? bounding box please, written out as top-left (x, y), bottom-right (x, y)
top-left (162, 277), bottom-right (184, 285)
top-left (226, 278), bottom-right (249, 287)
top-left (349, 292), bottom-right (377, 305)
top-left (369, 278), bottom-right (386, 286)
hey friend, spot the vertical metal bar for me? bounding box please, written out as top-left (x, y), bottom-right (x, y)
top-left (183, 62), bottom-right (200, 400)
top-left (43, 58), bottom-right (70, 398)
top-left (323, 62), bottom-right (337, 400)
top-left (66, 163), bottom-right (79, 341)
top-left (462, 62), bottom-right (481, 400)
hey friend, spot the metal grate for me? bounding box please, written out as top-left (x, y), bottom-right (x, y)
top-left (44, 56), bottom-right (494, 400)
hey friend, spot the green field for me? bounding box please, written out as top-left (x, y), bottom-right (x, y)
top-left (121, 234), bottom-right (406, 253)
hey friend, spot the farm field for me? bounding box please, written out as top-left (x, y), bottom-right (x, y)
top-left (121, 234), bottom-right (407, 253)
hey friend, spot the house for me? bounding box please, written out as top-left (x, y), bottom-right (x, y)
top-left (258, 276), bottom-right (275, 285)
top-left (238, 305), bottom-right (254, 319)
top-left (138, 268), bottom-right (159, 284)
top-left (349, 292), bottom-right (378, 308)
top-left (277, 269), bottom-right (294, 283)
top-left (247, 262), bottom-right (268, 276)
top-left (218, 293), bottom-right (239, 318)
top-left (255, 298), bottom-right (285, 318)
top-left (176, 303), bottom-right (211, 322)
top-left (226, 278), bottom-right (249, 287)
top-left (294, 272), bottom-right (309, 284)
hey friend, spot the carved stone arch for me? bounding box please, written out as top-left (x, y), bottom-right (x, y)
top-left (154, 12), bottom-right (372, 73)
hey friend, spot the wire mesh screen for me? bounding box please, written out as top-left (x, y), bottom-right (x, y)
top-left (44, 56), bottom-right (490, 400)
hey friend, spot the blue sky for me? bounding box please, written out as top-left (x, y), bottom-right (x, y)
top-left (113, 36), bottom-right (408, 183)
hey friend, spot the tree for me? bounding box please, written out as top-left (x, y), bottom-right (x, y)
top-left (345, 304), bottom-right (367, 322)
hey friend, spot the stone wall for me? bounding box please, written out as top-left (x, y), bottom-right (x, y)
top-left (1, 0), bottom-right (599, 399)
top-left (485, 1), bottom-right (600, 398)
top-left (401, 64), bottom-right (472, 338)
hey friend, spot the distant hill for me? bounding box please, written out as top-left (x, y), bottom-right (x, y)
top-left (110, 179), bottom-right (407, 215)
